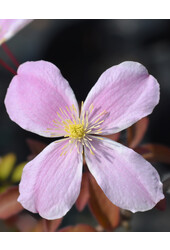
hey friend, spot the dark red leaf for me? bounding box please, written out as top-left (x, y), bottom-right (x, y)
top-left (32, 219), bottom-right (46, 232)
top-left (134, 146), bottom-right (151, 155)
top-left (127, 117), bottom-right (149, 148)
top-left (155, 198), bottom-right (166, 211)
top-left (58, 224), bottom-right (97, 232)
top-left (26, 138), bottom-right (47, 160)
top-left (46, 218), bottom-right (63, 232)
top-left (163, 177), bottom-right (170, 193)
top-left (140, 144), bottom-right (170, 164)
top-left (32, 218), bottom-right (62, 232)
top-left (103, 132), bottom-right (120, 142)
top-left (0, 186), bottom-right (23, 219)
top-left (88, 173), bottom-right (120, 231)
top-left (76, 172), bottom-right (90, 211)
top-left (6, 213), bottom-right (38, 232)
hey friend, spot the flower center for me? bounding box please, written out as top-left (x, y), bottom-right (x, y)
top-left (45, 102), bottom-right (107, 155)
top-left (64, 123), bottom-right (86, 139)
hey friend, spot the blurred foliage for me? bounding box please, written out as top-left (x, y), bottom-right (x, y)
top-left (11, 162), bottom-right (27, 183)
top-left (0, 153), bottom-right (16, 181)
top-left (0, 186), bottom-right (23, 220)
top-left (0, 153), bottom-right (26, 194)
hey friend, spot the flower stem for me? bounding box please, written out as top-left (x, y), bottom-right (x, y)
top-left (0, 59), bottom-right (17, 75)
top-left (1, 42), bottom-right (19, 68)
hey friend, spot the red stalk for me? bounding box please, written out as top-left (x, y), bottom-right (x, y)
top-left (2, 42), bottom-right (19, 68)
top-left (0, 59), bottom-right (17, 75)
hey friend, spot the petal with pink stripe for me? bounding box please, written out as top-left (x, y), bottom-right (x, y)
top-left (18, 139), bottom-right (83, 219)
top-left (83, 61), bottom-right (159, 135)
top-left (85, 136), bottom-right (164, 212)
top-left (5, 61), bottom-right (79, 137)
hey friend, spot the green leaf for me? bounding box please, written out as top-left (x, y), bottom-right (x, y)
top-left (0, 185), bottom-right (10, 193)
top-left (0, 153), bottom-right (16, 181)
top-left (11, 162), bottom-right (27, 183)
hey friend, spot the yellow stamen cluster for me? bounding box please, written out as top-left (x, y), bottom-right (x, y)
top-left (45, 102), bottom-right (107, 156)
top-left (65, 123), bottom-right (86, 139)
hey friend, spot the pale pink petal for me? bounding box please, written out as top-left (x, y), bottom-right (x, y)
top-left (0, 19), bottom-right (33, 45)
top-left (84, 136), bottom-right (164, 212)
top-left (83, 61), bottom-right (159, 135)
top-left (5, 61), bottom-right (79, 137)
top-left (18, 139), bottom-right (83, 219)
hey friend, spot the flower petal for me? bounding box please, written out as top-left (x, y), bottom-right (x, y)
top-left (83, 61), bottom-right (159, 134)
top-left (5, 61), bottom-right (79, 137)
top-left (84, 136), bottom-right (164, 212)
top-left (18, 139), bottom-right (83, 219)
top-left (0, 19), bottom-right (33, 45)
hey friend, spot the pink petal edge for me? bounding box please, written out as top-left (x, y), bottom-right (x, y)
top-left (84, 136), bottom-right (164, 212)
top-left (0, 19), bottom-right (33, 45)
top-left (18, 139), bottom-right (83, 219)
top-left (82, 61), bottom-right (160, 135)
top-left (5, 60), bottom-right (79, 138)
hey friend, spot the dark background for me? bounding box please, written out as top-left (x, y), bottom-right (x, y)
top-left (0, 19), bottom-right (170, 231)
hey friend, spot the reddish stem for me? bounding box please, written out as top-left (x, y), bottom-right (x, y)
top-left (0, 59), bottom-right (17, 75)
top-left (2, 42), bottom-right (19, 67)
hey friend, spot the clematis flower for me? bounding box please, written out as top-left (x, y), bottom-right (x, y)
top-left (0, 19), bottom-right (33, 45)
top-left (5, 60), bottom-right (164, 219)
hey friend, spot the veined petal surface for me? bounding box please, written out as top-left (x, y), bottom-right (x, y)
top-left (18, 139), bottom-right (83, 219)
top-left (84, 136), bottom-right (164, 212)
top-left (5, 61), bottom-right (79, 137)
top-left (82, 61), bottom-right (159, 135)
top-left (0, 19), bottom-right (33, 45)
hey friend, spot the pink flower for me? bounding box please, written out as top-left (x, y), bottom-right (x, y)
top-left (5, 60), bottom-right (164, 219)
top-left (0, 19), bottom-right (33, 45)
